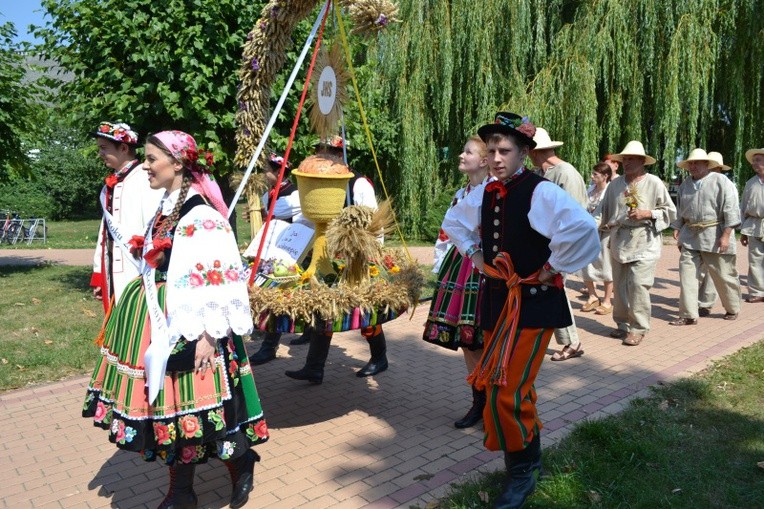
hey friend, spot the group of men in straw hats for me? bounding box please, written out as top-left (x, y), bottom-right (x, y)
top-left (522, 131), bottom-right (764, 348)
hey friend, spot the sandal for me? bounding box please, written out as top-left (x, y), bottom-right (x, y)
top-left (622, 333), bottom-right (644, 346)
top-left (724, 313), bottom-right (738, 321)
top-left (594, 304), bottom-right (612, 315)
top-left (609, 329), bottom-right (627, 339)
top-left (669, 318), bottom-right (698, 326)
top-left (551, 343), bottom-right (584, 361)
top-left (581, 299), bottom-right (601, 312)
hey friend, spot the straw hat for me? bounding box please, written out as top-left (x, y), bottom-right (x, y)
top-left (531, 127), bottom-right (563, 150)
top-left (707, 151), bottom-right (731, 171)
top-left (608, 140), bottom-right (657, 165)
top-left (746, 148), bottom-right (764, 164)
top-left (676, 148), bottom-right (720, 170)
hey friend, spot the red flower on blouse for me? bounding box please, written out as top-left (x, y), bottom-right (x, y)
top-left (485, 181), bottom-right (507, 199)
top-left (207, 270), bottom-right (223, 285)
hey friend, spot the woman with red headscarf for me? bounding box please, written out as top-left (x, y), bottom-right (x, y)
top-left (82, 130), bottom-right (268, 509)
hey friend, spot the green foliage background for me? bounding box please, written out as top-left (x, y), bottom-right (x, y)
top-left (33, 0), bottom-right (269, 177)
top-left (0, 22), bottom-right (41, 181)
top-left (372, 0), bottom-right (764, 236)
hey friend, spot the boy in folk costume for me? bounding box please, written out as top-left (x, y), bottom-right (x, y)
top-left (442, 112), bottom-right (599, 508)
top-left (599, 141), bottom-right (676, 346)
top-left (740, 147), bottom-right (764, 302)
top-left (90, 121), bottom-right (163, 311)
top-left (669, 149), bottom-right (741, 324)
top-left (529, 127), bottom-right (588, 361)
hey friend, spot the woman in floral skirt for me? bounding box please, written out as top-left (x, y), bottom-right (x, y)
top-left (83, 130), bottom-right (268, 509)
top-left (423, 135), bottom-right (490, 429)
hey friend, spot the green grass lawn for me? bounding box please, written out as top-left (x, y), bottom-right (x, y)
top-left (430, 340), bottom-right (764, 509)
top-left (2, 203), bottom-right (434, 251)
top-left (0, 264), bottom-right (103, 390)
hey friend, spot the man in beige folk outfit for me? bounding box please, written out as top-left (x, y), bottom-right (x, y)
top-left (669, 149), bottom-right (741, 325)
top-left (599, 141), bottom-right (677, 346)
top-left (529, 127), bottom-right (589, 360)
top-left (697, 151), bottom-right (737, 314)
top-left (740, 148), bottom-right (764, 302)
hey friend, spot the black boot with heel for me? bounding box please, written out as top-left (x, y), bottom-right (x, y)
top-left (285, 332), bottom-right (332, 384)
top-left (248, 332), bottom-right (281, 365)
top-left (454, 386), bottom-right (486, 429)
top-left (493, 433), bottom-right (542, 509)
top-left (157, 463), bottom-right (197, 509)
top-left (357, 330), bottom-right (389, 377)
top-left (225, 448), bottom-right (261, 509)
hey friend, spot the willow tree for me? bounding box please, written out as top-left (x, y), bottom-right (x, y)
top-left (373, 0), bottom-right (763, 236)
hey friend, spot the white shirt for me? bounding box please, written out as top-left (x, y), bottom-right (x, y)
top-left (442, 175), bottom-right (600, 274)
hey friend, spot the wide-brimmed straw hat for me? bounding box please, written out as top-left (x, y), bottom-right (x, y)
top-left (609, 140), bottom-right (657, 166)
top-left (746, 148), bottom-right (764, 164)
top-left (531, 127), bottom-right (563, 150)
top-left (677, 148), bottom-right (720, 170)
top-left (707, 151), bottom-right (731, 171)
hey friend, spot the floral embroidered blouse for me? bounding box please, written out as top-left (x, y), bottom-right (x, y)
top-left (162, 188), bottom-right (254, 342)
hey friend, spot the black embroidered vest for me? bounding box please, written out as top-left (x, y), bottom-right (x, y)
top-left (479, 171), bottom-right (572, 331)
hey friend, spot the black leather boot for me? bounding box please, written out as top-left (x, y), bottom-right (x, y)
top-left (248, 332), bottom-right (281, 365)
top-left (285, 332), bottom-right (332, 384)
top-left (157, 463), bottom-right (197, 509)
top-left (225, 448), bottom-right (260, 509)
top-left (454, 386), bottom-right (486, 428)
top-left (356, 330), bottom-right (388, 377)
top-left (494, 434), bottom-right (542, 509)
top-left (289, 328), bottom-right (313, 346)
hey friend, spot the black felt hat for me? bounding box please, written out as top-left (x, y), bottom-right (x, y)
top-left (477, 112), bottom-right (537, 149)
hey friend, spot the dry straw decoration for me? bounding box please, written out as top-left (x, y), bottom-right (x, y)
top-left (248, 200), bottom-right (423, 326)
top-left (235, 0), bottom-right (400, 178)
top-left (308, 44), bottom-right (350, 141)
top-left (325, 200), bottom-right (395, 285)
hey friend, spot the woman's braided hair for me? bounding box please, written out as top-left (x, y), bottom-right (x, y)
top-left (142, 135), bottom-right (196, 267)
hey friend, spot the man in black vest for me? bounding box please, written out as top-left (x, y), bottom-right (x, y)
top-left (442, 112), bottom-right (599, 508)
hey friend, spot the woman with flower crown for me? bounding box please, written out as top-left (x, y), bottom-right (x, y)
top-left (82, 130), bottom-right (268, 509)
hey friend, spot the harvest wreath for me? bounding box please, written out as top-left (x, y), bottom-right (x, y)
top-left (248, 199), bottom-right (424, 333)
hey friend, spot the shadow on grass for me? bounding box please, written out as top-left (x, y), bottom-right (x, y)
top-left (0, 263), bottom-right (92, 292)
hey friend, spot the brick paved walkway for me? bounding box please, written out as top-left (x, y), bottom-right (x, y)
top-left (1, 245), bottom-right (761, 508)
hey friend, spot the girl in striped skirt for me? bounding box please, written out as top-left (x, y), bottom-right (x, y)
top-left (423, 135), bottom-right (490, 429)
top-left (83, 130), bottom-right (267, 509)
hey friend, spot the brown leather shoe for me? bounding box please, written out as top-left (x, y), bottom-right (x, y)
top-left (669, 318), bottom-right (698, 326)
top-left (746, 296), bottom-right (764, 303)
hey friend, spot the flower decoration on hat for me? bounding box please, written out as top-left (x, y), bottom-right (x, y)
top-left (478, 112), bottom-right (537, 148)
top-left (268, 152), bottom-right (291, 171)
top-left (94, 122), bottom-right (139, 145)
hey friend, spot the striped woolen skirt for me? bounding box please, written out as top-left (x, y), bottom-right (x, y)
top-left (423, 245), bottom-right (483, 351)
top-left (83, 278), bottom-right (268, 465)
